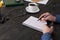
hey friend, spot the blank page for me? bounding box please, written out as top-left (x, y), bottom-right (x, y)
top-left (22, 16), bottom-right (47, 32)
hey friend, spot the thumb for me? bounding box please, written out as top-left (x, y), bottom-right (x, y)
top-left (50, 26), bottom-right (53, 29)
top-left (41, 18), bottom-right (45, 21)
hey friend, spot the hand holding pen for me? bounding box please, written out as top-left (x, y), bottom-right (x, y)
top-left (38, 12), bottom-right (56, 22)
top-left (38, 12), bottom-right (56, 27)
top-left (39, 12), bottom-right (54, 36)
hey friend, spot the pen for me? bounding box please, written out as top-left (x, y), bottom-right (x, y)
top-left (37, 15), bottom-right (49, 21)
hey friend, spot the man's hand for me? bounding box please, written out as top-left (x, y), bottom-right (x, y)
top-left (42, 25), bottom-right (53, 34)
top-left (39, 12), bottom-right (56, 22)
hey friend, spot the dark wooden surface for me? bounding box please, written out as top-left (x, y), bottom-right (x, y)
top-left (0, 0), bottom-right (60, 40)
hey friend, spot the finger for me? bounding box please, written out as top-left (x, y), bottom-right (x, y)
top-left (41, 18), bottom-right (45, 21)
top-left (50, 26), bottom-right (53, 29)
top-left (39, 12), bottom-right (50, 19)
top-left (39, 13), bottom-right (47, 19)
top-left (44, 16), bottom-right (50, 21)
top-left (40, 16), bottom-right (50, 21)
top-left (44, 24), bottom-right (48, 27)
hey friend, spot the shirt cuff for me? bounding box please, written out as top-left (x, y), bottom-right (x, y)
top-left (56, 15), bottom-right (60, 23)
top-left (41, 33), bottom-right (52, 40)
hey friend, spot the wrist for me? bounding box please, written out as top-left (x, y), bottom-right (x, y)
top-left (43, 31), bottom-right (52, 34)
top-left (53, 16), bottom-right (56, 22)
top-left (43, 32), bottom-right (51, 34)
top-left (42, 32), bottom-right (52, 40)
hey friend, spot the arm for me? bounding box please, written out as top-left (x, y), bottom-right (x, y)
top-left (56, 15), bottom-right (60, 23)
top-left (42, 33), bottom-right (52, 40)
top-left (41, 15), bottom-right (60, 40)
top-left (41, 25), bottom-right (53, 40)
top-left (39, 12), bottom-right (60, 23)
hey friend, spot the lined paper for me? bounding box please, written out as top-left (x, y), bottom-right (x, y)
top-left (22, 16), bottom-right (47, 31)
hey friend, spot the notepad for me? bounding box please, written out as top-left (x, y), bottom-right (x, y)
top-left (25, 0), bottom-right (49, 5)
top-left (22, 16), bottom-right (47, 32)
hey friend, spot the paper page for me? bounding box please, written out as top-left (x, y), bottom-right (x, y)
top-left (25, 0), bottom-right (49, 4)
top-left (22, 16), bottom-right (47, 31)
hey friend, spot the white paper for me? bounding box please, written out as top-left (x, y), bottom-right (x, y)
top-left (25, 0), bottom-right (49, 5)
top-left (22, 16), bottom-right (47, 32)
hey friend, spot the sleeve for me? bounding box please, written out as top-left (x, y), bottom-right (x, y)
top-left (56, 15), bottom-right (60, 23)
top-left (41, 33), bottom-right (53, 40)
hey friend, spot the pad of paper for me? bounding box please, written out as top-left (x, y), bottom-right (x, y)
top-left (22, 16), bottom-right (47, 32)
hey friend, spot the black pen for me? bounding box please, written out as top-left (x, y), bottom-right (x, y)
top-left (37, 15), bottom-right (49, 21)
